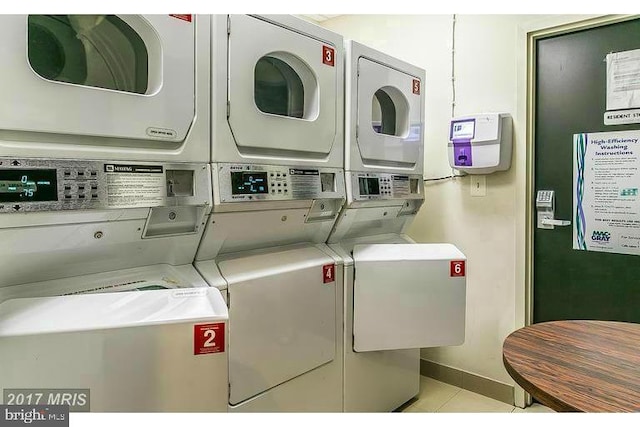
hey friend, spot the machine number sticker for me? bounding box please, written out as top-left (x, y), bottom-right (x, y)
top-left (323, 264), bottom-right (336, 284)
top-left (323, 46), bottom-right (335, 67)
top-left (413, 79), bottom-right (421, 95)
top-left (194, 323), bottom-right (225, 355)
top-left (450, 260), bottom-right (466, 277)
top-left (169, 14), bottom-right (192, 22)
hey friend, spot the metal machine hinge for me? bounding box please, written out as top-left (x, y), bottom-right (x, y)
top-left (227, 101), bottom-right (230, 119)
top-left (355, 125), bottom-right (359, 138)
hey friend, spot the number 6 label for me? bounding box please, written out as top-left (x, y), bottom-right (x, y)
top-left (194, 323), bottom-right (225, 355)
top-left (450, 260), bottom-right (466, 277)
top-left (323, 45), bottom-right (335, 67)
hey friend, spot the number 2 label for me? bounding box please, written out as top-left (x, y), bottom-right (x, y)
top-left (194, 323), bottom-right (225, 355)
top-left (323, 46), bottom-right (335, 67)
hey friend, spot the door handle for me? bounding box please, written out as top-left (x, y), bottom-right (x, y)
top-left (540, 218), bottom-right (571, 227)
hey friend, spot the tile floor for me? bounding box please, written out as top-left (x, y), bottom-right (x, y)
top-left (402, 376), bottom-right (555, 413)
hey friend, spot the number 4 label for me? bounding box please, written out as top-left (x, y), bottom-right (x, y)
top-left (450, 260), bottom-right (466, 277)
top-left (323, 46), bottom-right (335, 67)
top-left (194, 323), bottom-right (225, 355)
top-left (323, 264), bottom-right (336, 284)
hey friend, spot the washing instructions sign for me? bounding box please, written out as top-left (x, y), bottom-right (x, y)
top-left (573, 131), bottom-right (640, 255)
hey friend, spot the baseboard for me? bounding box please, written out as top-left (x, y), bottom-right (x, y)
top-left (420, 359), bottom-right (514, 406)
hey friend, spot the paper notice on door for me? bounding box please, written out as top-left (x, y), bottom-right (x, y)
top-left (606, 49), bottom-right (640, 111)
top-left (573, 131), bottom-right (640, 255)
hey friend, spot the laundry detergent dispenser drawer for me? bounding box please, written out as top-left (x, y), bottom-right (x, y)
top-left (0, 287), bottom-right (229, 412)
top-left (219, 244), bottom-right (337, 405)
top-left (352, 243), bottom-right (466, 352)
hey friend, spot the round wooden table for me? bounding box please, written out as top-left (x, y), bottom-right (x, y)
top-left (503, 320), bottom-right (640, 412)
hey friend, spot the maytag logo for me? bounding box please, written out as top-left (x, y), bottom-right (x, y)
top-left (0, 405), bottom-right (68, 426)
top-left (112, 165), bottom-right (133, 172)
top-left (591, 230), bottom-right (611, 242)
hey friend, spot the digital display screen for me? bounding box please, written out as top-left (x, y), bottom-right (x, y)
top-left (0, 169), bottom-right (58, 203)
top-left (231, 172), bottom-right (268, 195)
top-left (358, 177), bottom-right (380, 195)
top-left (451, 119), bottom-right (475, 140)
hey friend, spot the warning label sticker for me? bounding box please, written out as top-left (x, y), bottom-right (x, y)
top-left (104, 164), bottom-right (166, 208)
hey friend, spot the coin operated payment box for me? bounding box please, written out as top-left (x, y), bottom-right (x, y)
top-left (448, 113), bottom-right (513, 174)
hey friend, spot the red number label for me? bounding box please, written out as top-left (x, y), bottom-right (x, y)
top-left (450, 260), bottom-right (465, 277)
top-left (323, 46), bottom-right (335, 67)
top-left (323, 264), bottom-right (335, 284)
top-left (412, 79), bottom-right (421, 95)
top-left (169, 14), bottom-right (192, 22)
top-left (194, 323), bottom-right (225, 355)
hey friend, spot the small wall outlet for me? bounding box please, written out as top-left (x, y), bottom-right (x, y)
top-left (470, 175), bottom-right (486, 197)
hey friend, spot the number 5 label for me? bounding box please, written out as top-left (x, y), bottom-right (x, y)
top-left (194, 323), bottom-right (225, 355)
top-left (450, 260), bottom-right (466, 277)
top-left (323, 46), bottom-right (335, 67)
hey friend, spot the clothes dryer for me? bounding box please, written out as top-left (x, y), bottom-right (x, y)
top-left (211, 14), bottom-right (343, 168)
top-left (0, 14), bottom-right (208, 163)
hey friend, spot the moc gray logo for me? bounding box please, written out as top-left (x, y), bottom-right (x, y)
top-left (0, 405), bottom-right (68, 426)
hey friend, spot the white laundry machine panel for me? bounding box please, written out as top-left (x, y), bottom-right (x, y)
top-left (345, 41), bottom-right (425, 175)
top-left (352, 243), bottom-right (466, 352)
top-left (0, 157), bottom-right (211, 287)
top-left (0, 264), bottom-right (229, 412)
top-left (211, 15), bottom-right (343, 168)
top-left (217, 244), bottom-right (337, 406)
top-left (0, 14), bottom-right (209, 163)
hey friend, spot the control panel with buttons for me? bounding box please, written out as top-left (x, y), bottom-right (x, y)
top-left (351, 172), bottom-right (424, 201)
top-left (217, 163), bottom-right (345, 203)
top-left (0, 158), bottom-right (208, 214)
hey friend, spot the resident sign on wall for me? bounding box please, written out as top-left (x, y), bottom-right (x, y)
top-left (574, 131), bottom-right (640, 255)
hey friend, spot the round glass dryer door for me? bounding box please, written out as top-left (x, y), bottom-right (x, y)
top-left (227, 15), bottom-right (340, 159)
top-left (356, 57), bottom-right (423, 169)
top-left (28, 15), bottom-right (149, 94)
top-left (0, 15), bottom-right (195, 145)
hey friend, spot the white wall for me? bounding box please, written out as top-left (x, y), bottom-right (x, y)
top-left (319, 14), bottom-right (554, 387)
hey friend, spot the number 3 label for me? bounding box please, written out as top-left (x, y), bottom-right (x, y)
top-left (450, 260), bottom-right (466, 277)
top-left (412, 79), bottom-right (421, 95)
top-left (194, 323), bottom-right (225, 355)
top-left (323, 46), bottom-right (335, 67)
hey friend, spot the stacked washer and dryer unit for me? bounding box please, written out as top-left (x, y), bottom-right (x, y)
top-left (0, 15), bottom-right (229, 412)
top-left (195, 15), bottom-right (346, 412)
top-left (328, 41), bottom-right (467, 412)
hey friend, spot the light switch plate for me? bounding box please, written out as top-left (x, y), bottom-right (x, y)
top-left (470, 175), bottom-right (486, 197)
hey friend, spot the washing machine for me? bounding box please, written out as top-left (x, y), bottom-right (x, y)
top-left (0, 157), bottom-right (228, 412)
top-left (0, 14), bottom-right (209, 163)
top-left (193, 15), bottom-right (346, 412)
top-left (327, 40), bottom-right (467, 412)
top-left (0, 14), bottom-right (229, 412)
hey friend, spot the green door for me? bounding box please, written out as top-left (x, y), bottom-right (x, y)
top-left (534, 18), bottom-right (640, 323)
